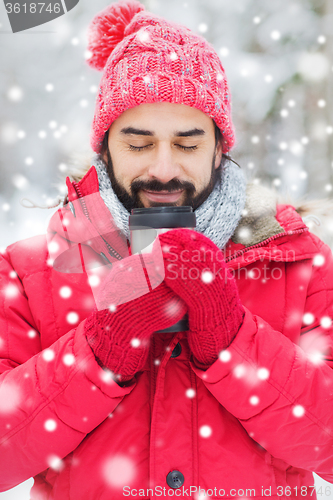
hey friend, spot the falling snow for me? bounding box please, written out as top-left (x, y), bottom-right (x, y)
top-left (199, 425), bottom-right (212, 438)
top-left (67, 312), bottom-right (79, 324)
top-left (102, 455), bottom-right (136, 488)
top-left (293, 405), bottom-right (305, 418)
top-left (44, 419), bottom-right (57, 432)
top-left (219, 350), bottom-right (231, 362)
top-left (186, 388), bottom-right (196, 398)
top-left (42, 349), bottom-right (55, 362)
top-left (0, 381), bottom-right (21, 414)
top-left (63, 354), bottom-right (75, 366)
top-left (59, 286), bottom-right (72, 298)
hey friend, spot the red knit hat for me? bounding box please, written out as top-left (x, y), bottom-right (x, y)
top-left (86, 0), bottom-right (235, 154)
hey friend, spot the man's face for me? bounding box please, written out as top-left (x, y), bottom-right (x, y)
top-left (102, 102), bottom-right (223, 212)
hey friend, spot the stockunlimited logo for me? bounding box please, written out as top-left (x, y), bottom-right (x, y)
top-left (4, 0), bottom-right (80, 33)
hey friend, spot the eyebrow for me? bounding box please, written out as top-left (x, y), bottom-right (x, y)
top-left (120, 127), bottom-right (206, 137)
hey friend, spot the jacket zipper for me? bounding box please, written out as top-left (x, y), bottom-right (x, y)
top-left (225, 227), bottom-right (309, 263)
top-left (72, 181), bottom-right (124, 261)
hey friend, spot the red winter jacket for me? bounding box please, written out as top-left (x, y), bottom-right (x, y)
top-left (0, 166), bottom-right (333, 500)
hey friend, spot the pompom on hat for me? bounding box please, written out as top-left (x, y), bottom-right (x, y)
top-left (86, 0), bottom-right (235, 154)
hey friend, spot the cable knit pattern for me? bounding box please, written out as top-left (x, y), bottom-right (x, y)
top-left (86, 0), bottom-right (235, 154)
top-left (93, 153), bottom-right (247, 250)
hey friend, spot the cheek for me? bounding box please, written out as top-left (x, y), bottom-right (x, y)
top-left (186, 157), bottom-right (213, 187)
top-left (111, 153), bottom-right (141, 186)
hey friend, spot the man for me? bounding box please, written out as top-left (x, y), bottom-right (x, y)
top-left (0, 1), bottom-right (333, 499)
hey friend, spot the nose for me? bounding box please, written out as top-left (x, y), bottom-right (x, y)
top-left (146, 143), bottom-right (182, 183)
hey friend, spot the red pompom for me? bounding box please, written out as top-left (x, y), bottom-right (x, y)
top-left (86, 0), bottom-right (145, 71)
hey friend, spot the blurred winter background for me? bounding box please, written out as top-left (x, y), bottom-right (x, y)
top-left (1, 0), bottom-right (333, 497)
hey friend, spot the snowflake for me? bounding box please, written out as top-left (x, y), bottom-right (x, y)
top-left (320, 316), bottom-right (332, 329)
top-left (257, 367), bottom-right (270, 380)
top-left (63, 354), bottom-right (75, 366)
top-left (0, 381), bottom-right (21, 414)
top-left (233, 364), bottom-right (246, 378)
top-left (4, 284), bottom-right (19, 298)
top-left (198, 23), bottom-right (208, 34)
top-left (302, 312), bottom-right (315, 325)
top-left (137, 29), bottom-right (150, 43)
top-left (313, 254), bottom-right (325, 267)
top-left (59, 286), bottom-right (72, 299)
top-left (219, 350), bottom-right (231, 362)
top-left (47, 455), bottom-right (64, 472)
top-left (88, 275), bottom-right (100, 287)
top-left (201, 270), bottom-right (214, 284)
top-left (271, 30), bottom-right (281, 41)
top-left (58, 163), bottom-right (67, 172)
top-left (199, 425), bottom-right (212, 438)
top-left (48, 241), bottom-right (59, 254)
top-left (219, 47), bottom-right (229, 58)
top-left (12, 174), bottom-right (29, 189)
top-left (44, 419), bottom-right (57, 432)
top-left (292, 405), bottom-right (305, 418)
top-left (102, 455), bottom-right (136, 487)
top-left (100, 369), bottom-right (114, 384)
top-left (67, 312), bottom-right (79, 324)
top-left (186, 388), bottom-right (196, 398)
top-left (7, 86), bottom-right (23, 102)
top-left (42, 349), bottom-right (55, 362)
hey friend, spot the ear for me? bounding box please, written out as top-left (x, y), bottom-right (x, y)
top-left (214, 138), bottom-right (223, 169)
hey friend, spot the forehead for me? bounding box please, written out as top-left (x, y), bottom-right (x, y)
top-left (110, 102), bottom-right (215, 135)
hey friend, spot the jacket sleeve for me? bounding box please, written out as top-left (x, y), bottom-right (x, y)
top-left (0, 250), bottom-right (135, 492)
top-left (191, 236), bottom-right (333, 483)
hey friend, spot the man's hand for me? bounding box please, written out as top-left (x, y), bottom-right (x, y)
top-left (156, 229), bottom-right (245, 368)
top-left (85, 251), bottom-right (187, 382)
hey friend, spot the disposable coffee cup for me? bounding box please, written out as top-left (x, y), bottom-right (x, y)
top-left (129, 206), bottom-right (196, 333)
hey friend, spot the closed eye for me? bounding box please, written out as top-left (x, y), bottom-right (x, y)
top-left (129, 144), bottom-right (151, 151)
top-left (128, 144), bottom-right (198, 152)
top-left (177, 144), bottom-right (198, 151)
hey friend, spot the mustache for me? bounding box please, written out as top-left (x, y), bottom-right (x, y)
top-left (131, 178), bottom-right (196, 195)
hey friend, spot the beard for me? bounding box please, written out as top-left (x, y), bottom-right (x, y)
top-left (104, 147), bottom-right (222, 213)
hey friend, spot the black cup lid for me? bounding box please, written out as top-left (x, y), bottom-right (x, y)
top-left (129, 206), bottom-right (196, 229)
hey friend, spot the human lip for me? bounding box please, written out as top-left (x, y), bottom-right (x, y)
top-left (142, 190), bottom-right (184, 202)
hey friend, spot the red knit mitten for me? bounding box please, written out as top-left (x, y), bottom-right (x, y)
top-left (85, 251), bottom-right (187, 382)
top-left (157, 229), bottom-right (245, 367)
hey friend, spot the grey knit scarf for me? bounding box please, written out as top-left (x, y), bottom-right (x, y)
top-left (92, 154), bottom-right (247, 250)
